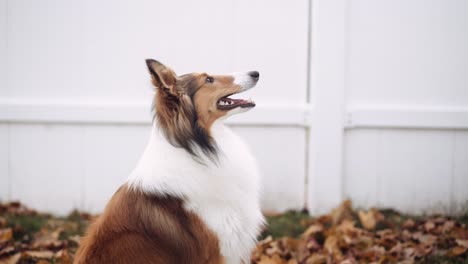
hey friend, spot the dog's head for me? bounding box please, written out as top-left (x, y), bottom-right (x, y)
top-left (146, 59), bottom-right (259, 159)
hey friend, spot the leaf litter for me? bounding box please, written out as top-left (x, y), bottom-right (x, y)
top-left (0, 200), bottom-right (467, 264)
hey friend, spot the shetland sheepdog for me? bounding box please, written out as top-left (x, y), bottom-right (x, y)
top-left (74, 59), bottom-right (264, 264)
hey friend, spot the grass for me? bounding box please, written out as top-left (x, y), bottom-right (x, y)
top-left (6, 213), bottom-right (49, 241)
top-left (261, 209), bottom-right (311, 239)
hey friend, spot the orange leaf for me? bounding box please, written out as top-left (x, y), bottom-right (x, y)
top-left (0, 228), bottom-right (12, 244)
top-left (358, 210), bottom-right (376, 230)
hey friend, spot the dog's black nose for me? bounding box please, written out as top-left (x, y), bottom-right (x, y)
top-left (249, 71), bottom-right (260, 80)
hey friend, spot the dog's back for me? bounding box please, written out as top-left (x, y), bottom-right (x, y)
top-left (74, 184), bottom-right (223, 264)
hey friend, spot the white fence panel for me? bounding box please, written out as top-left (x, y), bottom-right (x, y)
top-left (347, 0), bottom-right (468, 106)
top-left (0, 0), bottom-right (309, 215)
top-left (1, 0), bottom-right (468, 215)
top-left (9, 124), bottom-right (84, 214)
top-left (231, 126), bottom-right (307, 212)
top-left (454, 132), bottom-right (468, 212)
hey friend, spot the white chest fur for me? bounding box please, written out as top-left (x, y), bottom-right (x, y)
top-left (128, 122), bottom-right (264, 264)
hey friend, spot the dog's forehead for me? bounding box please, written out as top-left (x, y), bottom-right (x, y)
top-left (176, 73), bottom-right (201, 95)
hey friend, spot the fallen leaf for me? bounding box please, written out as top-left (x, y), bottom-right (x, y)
top-left (302, 224), bottom-right (323, 238)
top-left (304, 254), bottom-right (327, 264)
top-left (402, 219), bottom-right (416, 230)
top-left (330, 200), bottom-right (353, 225)
top-left (23, 250), bottom-right (54, 259)
top-left (55, 249), bottom-right (72, 264)
top-left (358, 210), bottom-right (377, 230)
top-left (447, 246), bottom-right (466, 257)
top-left (0, 253), bottom-right (21, 264)
top-left (0, 228), bottom-right (12, 244)
top-left (424, 221), bottom-right (436, 232)
top-left (456, 239), bottom-right (468, 249)
top-left (257, 254), bottom-right (286, 264)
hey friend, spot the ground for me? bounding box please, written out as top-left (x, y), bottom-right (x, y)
top-left (0, 201), bottom-right (467, 264)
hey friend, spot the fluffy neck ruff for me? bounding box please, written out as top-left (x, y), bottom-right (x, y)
top-left (153, 88), bottom-right (218, 160)
top-left (127, 122), bottom-right (264, 264)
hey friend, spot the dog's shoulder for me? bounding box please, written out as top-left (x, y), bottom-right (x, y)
top-left (74, 184), bottom-right (223, 264)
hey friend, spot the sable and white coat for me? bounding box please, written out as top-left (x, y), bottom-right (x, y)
top-left (74, 59), bottom-right (264, 264)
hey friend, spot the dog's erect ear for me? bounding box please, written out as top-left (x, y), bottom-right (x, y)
top-left (146, 59), bottom-right (177, 91)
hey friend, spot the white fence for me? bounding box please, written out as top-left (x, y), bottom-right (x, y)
top-left (0, 0), bottom-right (467, 215)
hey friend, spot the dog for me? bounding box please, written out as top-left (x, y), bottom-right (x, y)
top-left (74, 59), bottom-right (264, 264)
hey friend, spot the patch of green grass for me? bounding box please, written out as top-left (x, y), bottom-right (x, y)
top-left (261, 210), bottom-right (311, 239)
top-left (6, 213), bottom-right (49, 240)
top-left (418, 256), bottom-right (468, 264)
top-left (456, 213), bottom-right (468, 227)
top-left (57, 209), bottom-right (90, 240)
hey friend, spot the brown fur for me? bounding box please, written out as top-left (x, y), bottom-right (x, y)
top-left (74, 184), bottom-right (224, 264)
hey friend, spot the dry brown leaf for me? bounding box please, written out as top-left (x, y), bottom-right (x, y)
top-left (304, 254), bottom-right (327, 264)
top-left (0, 253), bottom-right (21, 264)
top-left (424, 221), bottom-right (436, 232)
top-left (0, 228), bottom-right (12, 244)
top-left (330, 200), bottom-right (353, 225)
top-left (257, 254), bottom-right (286, 264)
top-left (339, 259), bottom-right (356, 264)
top-left (55, 249), bottom-right (72, 264)
top-left (402, 219), bottom-right (416, 229)
top-left (398, 260), bottom-right (415, 264)
top-left (442, 220), bottom-right (455, 233)
top-left (302, 224), bottom-right (323, 238)
top-left (358, 210), bottom-right (376, 230)
top-left (456, 239), bottom-right (468, 249)
top-left (0, 217), bottom-right (7, 228)
top-left (447, 246), bottom-right (467, 257)
top-left (416, 234), bottom-right (437, 246)
top-left (324, 235), bottom-right (343, 261)
top-left (23, 250), bottom-right (54, 259)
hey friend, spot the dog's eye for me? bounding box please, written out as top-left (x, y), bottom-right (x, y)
top-left (206, 76), bottom-right (214, 83)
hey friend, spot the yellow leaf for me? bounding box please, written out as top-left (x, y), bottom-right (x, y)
top-left (447, 246), bottom-right (467, 257)
top-left (0, 228), bottom-right (12, 243)
top-left (358, 210), bottom-right (376, 230)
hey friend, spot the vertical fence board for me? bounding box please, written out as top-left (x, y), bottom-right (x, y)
top-left (308, 0), bottom-right (346, 214)
top-left (378, 129), bottom-right (453, 214)
top-left (0, 124), bottom-right (9, 200)
top-left (453, 131), bottom-right (468, 213)
top-left (343, 129), bottom-right (380, 208)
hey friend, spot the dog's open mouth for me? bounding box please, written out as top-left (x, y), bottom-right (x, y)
top-left (217, 94), bottom-right (255, 110)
